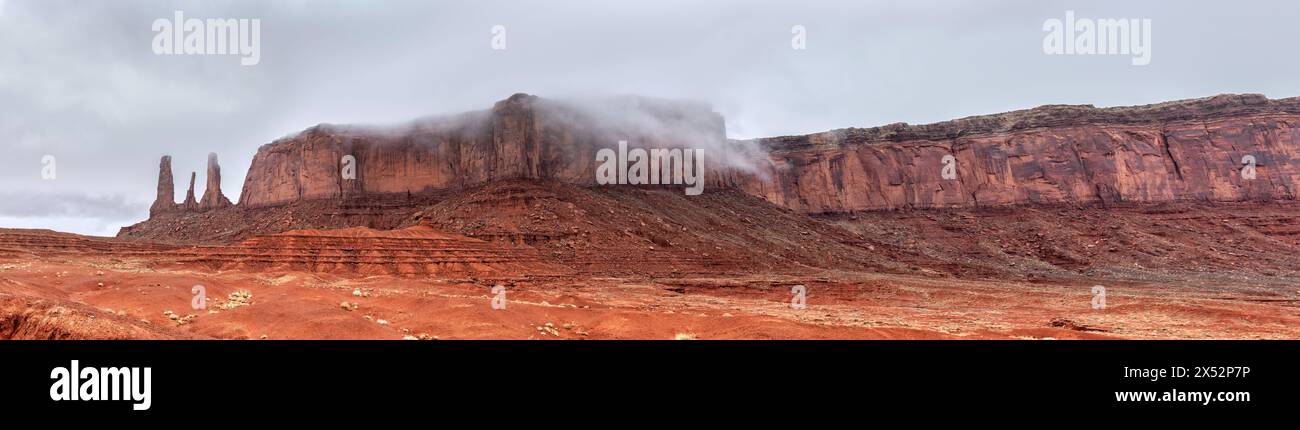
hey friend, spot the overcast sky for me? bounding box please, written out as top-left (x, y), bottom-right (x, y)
top-left (1, 0), bottom-right (1297, 236)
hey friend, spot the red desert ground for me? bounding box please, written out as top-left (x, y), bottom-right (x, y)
top-left (3, 93), bottom-right (1299, 340)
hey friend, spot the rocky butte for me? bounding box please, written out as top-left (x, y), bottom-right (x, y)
top-left (122, 93), bottom-right (1300, 241)
top-left (236, 93), bottom-right (751, 208)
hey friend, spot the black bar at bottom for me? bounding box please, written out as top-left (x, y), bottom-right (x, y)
top-left (0, 341), bottom-right (1292, 417)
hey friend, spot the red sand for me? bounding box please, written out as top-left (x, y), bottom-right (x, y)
top-left (3, 182), bottom-right (1299, 340)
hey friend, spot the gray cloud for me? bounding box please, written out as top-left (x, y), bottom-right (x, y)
top-left (0, 192), bottom-right (146, 237)
top-left (0, 192), bottom-right (145, 219)
top-left (1, 0), bottom-right (1298, 235)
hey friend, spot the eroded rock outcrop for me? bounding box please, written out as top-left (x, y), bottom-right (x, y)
top-left (148, 153), bottom-right (233, 215)
top-left (182, 172), bottom-right (199, 210)
top-left (199, 152), bottom-right (233, 210)
top-left (149, 156), bottom-right (175, 216)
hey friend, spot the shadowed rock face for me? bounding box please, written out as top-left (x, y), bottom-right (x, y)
top-left (734, 94), bottom-right (1300, 212)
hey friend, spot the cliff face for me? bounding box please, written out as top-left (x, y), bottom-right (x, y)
top-left (144, 93), bottom-right (1300, 225)
top-left (238, 94), bottom-right (743, 208)
top-left (735, 94), bottom-right (1300, 212)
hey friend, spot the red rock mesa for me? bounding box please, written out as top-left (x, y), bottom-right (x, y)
top-left (123, 93), bottom-right (1300, 241)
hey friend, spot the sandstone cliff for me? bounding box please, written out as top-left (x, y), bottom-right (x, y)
top-left (136, 93), bottom-right (1300, 228)
top-left (237, 94), bottom-right (747, 208)
top-left (734, 94), bottom-right (1300, 212)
